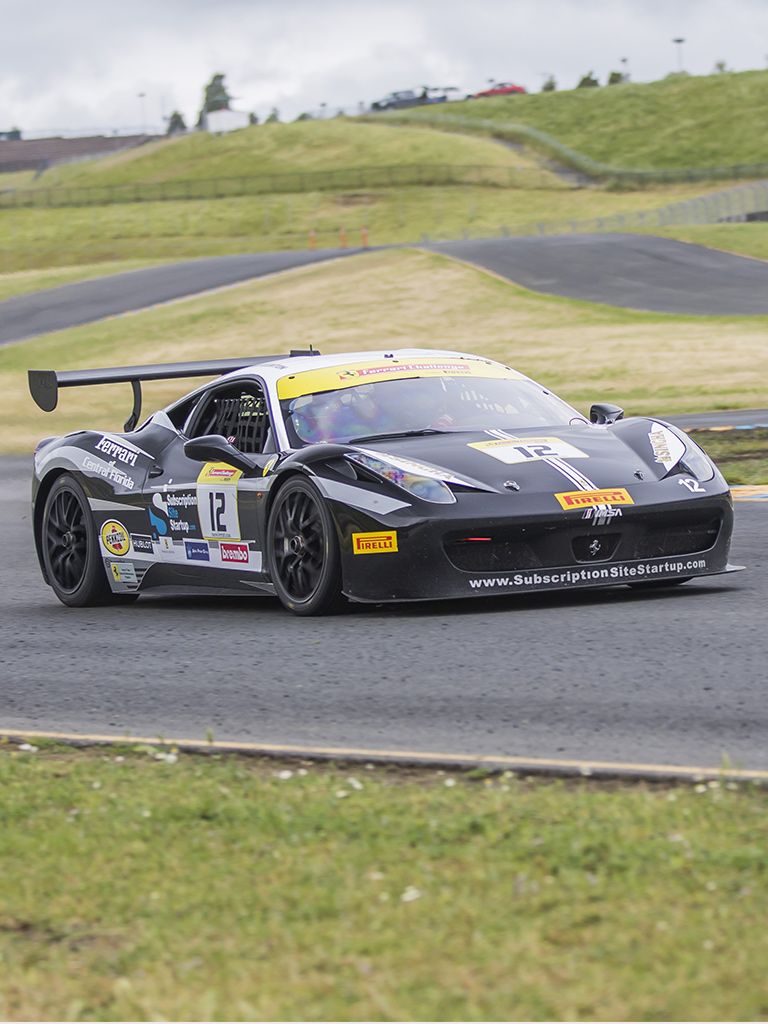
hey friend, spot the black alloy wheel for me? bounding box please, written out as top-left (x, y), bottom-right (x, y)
top-left (41, 474), bottom-right (135, 607)
top-left (267, 477), bottom-right (343, 615)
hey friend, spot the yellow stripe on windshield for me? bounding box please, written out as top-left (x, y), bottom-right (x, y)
top-left (277, 357), bottom-right (524, 400)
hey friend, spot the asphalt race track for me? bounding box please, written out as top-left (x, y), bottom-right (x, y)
top-left (2, 455), bottom-right (765, 773)
top-left (4, 235), bottom-right (768, 347)
top-left (0, 248), bottom-right (361, 345)
top-left (429, 234), bottom-right (768, 315)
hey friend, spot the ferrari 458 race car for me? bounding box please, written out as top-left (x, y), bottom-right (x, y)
top-left (29, 348), bottom-right (742, 615)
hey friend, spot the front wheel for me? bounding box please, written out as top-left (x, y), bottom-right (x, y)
top-left (267, 477), bottom-right (344, 615)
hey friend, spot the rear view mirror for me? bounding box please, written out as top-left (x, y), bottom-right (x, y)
top-left (590, 403), bottom-right (624, 425)
top-left (183, 434), bottom-right (265, 474)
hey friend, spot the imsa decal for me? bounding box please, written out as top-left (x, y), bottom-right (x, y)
top-left (555, 488), bottom-right (634, 510)
top-left (352, 531), bottom-right (398, 554)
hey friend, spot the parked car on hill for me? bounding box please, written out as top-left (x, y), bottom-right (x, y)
top-left (472, 82), bottom-right (527, 98)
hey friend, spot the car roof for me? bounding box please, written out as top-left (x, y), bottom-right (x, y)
top-left (223, 348), bottom-right (514, 388)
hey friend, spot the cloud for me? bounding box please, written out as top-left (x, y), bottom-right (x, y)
top-left (1, 0), bottom-right (767, 134)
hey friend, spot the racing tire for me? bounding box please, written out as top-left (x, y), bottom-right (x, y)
top-left (267, 476), bottom-right (344, 616)
top-left (629, 578), bottom-right (692, 590)
top-left (41, 474), bottom-right (137, 608)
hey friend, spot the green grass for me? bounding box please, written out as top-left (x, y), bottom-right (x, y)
top-left (0, 745), bottom-right (766, 1021)
top-left (0, 181), bottom-right (733, 276)
top-left (5, 120), bottom-right (546, 193)
top-left (653, 223), bottom-right (768, 261)
top-left (692, 429), bottom-right (768, 485)
top-left (3, 249), bottom-right (768, 454)
top-left (398, 69), bottom-right (768, 171)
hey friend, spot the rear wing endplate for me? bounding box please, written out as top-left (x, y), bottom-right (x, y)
top-left (28, 351), bottom-right (319, 432)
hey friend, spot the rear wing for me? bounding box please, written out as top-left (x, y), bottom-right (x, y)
top-left (28, 351), bottom-right (319, 432)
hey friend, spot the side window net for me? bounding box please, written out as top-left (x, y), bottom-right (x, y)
top-left (197, 389), bottom-right (270, 454)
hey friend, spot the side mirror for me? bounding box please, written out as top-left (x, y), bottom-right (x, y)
top-left (183, 434), bottom-right (267, 474)
top-left (590, 403), bottom-right (624, 425)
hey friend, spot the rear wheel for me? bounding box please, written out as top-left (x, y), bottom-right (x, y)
top-left (629, 578), bottom-right (692, 590)
top-left (267, 477), bottom-right (344, 615)
top-left (41, 474), bottom-right (135, 607)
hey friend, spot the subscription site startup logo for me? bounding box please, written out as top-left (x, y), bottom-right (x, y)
top-left (468, 559), bottom-right (707, 590)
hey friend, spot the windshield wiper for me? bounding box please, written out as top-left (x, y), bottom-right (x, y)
top-left (348, 428), bottom-right (451, 444)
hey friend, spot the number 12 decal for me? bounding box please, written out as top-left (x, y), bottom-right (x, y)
top-left (209, 491), bottom-right (227, 533)
top-left (197, 463), bottom-right (242, 540)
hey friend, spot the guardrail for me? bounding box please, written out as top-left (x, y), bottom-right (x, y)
top-left (0, 162), bottom-right (562, 209)
top-left (368, 112), bottom-right (768, 186)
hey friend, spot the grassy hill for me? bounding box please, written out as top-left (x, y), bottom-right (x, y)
top-left (395, 70), bottom-right (768, 171)
top-left (16, 119), bottom-right (551, 191)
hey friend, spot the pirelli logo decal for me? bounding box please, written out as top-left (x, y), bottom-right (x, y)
top-left (352, 531), bottom-right (398, 555)
top-left (555, 488), bottom-right (634, 510)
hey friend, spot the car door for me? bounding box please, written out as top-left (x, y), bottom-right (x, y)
top-left (141, 377), bottom-right (276, 586)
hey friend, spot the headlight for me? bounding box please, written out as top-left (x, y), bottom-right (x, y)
top-left (347, 452), bottom-right (456, 503)
top-left (648, 422), bottom-right (715, 482)
top-left (679, 438), bottom-right (715, 482)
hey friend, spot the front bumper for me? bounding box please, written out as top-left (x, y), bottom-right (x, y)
top-left (331, 485), bottom-right (739, 603)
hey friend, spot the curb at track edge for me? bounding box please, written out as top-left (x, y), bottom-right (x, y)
top-left (2, 730), bottom-right (767, 785)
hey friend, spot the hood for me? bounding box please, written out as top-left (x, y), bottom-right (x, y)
top-left (354, 419), bottom-right (685, 495)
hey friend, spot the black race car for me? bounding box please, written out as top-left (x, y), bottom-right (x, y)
top-left (28, 348), bottom-right (742, 615)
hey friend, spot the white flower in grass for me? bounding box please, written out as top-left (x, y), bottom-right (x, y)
top-left (275, 770), bottom-right (293, 780)
top-left (335, 789), bottom-right (349, 799)
top-left (18, 743), bottom-right (38, 752)
top-left (444, 778), bottom-right (456, 788)
top-left (694, 783), bottom-right (708, 794)
top-left (400, 886), bottom-right (422, 903)
top-left (297, 768), bottom-right (308, 776)
top-left (347, 777), bottom-right (363, 791)
top-left (367, 870), bottom-right (385, 881)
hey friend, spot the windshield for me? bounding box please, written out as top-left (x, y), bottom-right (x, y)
top-left (280, 375), bottom-right (583, 447)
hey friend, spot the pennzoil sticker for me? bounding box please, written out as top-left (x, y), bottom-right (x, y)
top-left (352, 531), bottom-right (398, 554)
top-left (468, 437), bottom-right (588, 464)
top-left (555, 488), bottom-right (634, 510)
top-left (100, 520), bottom-right (131, 555)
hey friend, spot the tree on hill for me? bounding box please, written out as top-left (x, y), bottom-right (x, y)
top-left (196, 73), bottom-right (233, 127)
top-left (248, 112), bottom-right (259, 125)
top-left (265, 107), bottom-right (280, 123)
top-left (576, 71), bottom-right (600, 88)
top-left (294, 112), bottom-right (313, 121)
top-left (166, 110), bottom-right (186, 135)
top-left (541, 75), bottom-right (557, 92)
top-left (607, 70), bottom-right (625, 85)
top-left (713, 60), bottom-right (730, 73)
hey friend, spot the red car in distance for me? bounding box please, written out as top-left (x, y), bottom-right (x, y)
top-left (473, 82), bottom-right (527, 98)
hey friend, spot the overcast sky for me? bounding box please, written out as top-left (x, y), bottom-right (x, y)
top-left (2, 0), bottom-right (767, 136)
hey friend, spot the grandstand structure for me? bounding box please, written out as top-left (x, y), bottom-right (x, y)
top-left (0, 133), bottom-right (160, 175)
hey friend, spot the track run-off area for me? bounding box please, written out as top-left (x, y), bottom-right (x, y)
top-left (2, 235), bottom-right (766, 778)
